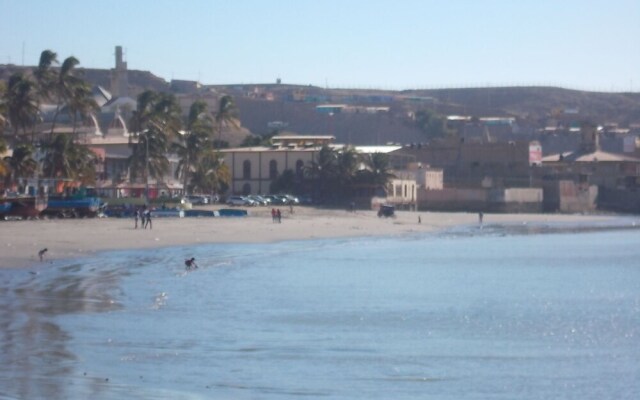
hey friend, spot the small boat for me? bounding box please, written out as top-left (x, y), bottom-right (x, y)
top-left (0, 196), bottom-right (48, 219)
top-left (150, 208), bottom-right (184, 218)
top-left (184, 209), bottom-right (215, 218)
top-left (215, 208), bottom-right (248, 217)
top-left (43, 196), bottom-right (102, 218)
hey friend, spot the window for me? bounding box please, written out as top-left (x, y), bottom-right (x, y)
top-left (243, 160), bottom-right (251, 179)
top-left (242, 183), bottom-right (251, 195)
top-left (269, 160), bottom-right (278, 179)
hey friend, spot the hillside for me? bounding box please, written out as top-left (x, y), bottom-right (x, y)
top-left (0, 64), bottom-right (169, 96)
top-left (404, 87), bottom-right (640, 124)
top-left (3, 63), bottom-right (640, 147)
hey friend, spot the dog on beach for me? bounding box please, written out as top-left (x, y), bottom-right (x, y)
top-left (184, 257), bottom-right (198, 270)
top-left (38, 248), bottom-right (48, 262)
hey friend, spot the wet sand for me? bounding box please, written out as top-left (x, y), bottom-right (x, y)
top-left (0, 206), bottom-right (626, 268)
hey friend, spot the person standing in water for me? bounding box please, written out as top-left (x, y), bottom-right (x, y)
top-left (478, 212), bottom-right (484, 227)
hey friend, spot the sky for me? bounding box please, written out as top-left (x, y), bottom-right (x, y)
top-left (1, 0), bottom-right (639, 92)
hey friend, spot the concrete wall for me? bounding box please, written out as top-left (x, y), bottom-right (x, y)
top-left (418, 187), bottom-right (543, 213)
top-left (490, 188), bottom-right (543, 213)
top-left (418, 188), bottom-right (487, 211)
top-left (543, 180), bottom-right (598, 213)
top-left (598, 187), bottom-right (640, 213)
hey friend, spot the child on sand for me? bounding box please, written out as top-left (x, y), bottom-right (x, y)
top-left (38, 248), bottom-right (48, 262)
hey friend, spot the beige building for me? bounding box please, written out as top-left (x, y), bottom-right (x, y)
top-left (220, 136), bottom-right (415, 208)
top-left (220, 135), bottom-right (335, 195)
top-left (382, 170), bottom-right (418, 210)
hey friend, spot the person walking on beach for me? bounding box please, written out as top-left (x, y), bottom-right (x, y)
top-left (276, 209), bottom-right (282, 223)
top-left (134, 208), bottom-right (140, 229)
top-left (144, 208), bottom-right (152, 229)
top-left (271, 208), bottom-right (276, 223)
top-left (140, 206), bottom-right (147, 229)
top-left (478, 212), bottom-right (484, 227)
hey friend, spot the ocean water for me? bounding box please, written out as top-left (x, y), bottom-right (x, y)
top-left (1, 221), bottom-right (639, 399)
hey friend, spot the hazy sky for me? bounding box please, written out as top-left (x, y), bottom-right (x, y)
top-left (1, 0), bottom-right (639, 91)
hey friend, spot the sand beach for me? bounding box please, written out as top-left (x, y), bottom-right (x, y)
top-left (0, 206), bottom-right (624, 269)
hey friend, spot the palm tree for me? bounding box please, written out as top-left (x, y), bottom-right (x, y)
top-left (356, 152), bottom-right (395, 189)
top-left (214, 95), bottom-right (240, 148)
top-left (33, 50), bottom-right (58, 103)
top-left (174, 100), bottom-right (213, 195)
top-left (128, 91), bottom-right (182, 191)
top-left (42, 133), bottom-right (75, 179)
top-left (0, 81), bottom-right (7, 134)
top-left (3, 143), bottom-right (37, 188)
top-left (48, 56), bottom-right (81, 142)
top-left (41, 133), bottom-right (96, 182)
top-left (304, 145), bottom-right (338, 202)
top-left (66, 81), bottom-right (99, 136)
top-left (4, 73), bottom-right (40, 142)
top-left (189, 151), bottom-right (230, 195)
top-left (128, 126), bottom-right (171, 181)
top-left (0, 138), bottom-right (8, 180)
top-left (336, 146), bottom-right (359, 180)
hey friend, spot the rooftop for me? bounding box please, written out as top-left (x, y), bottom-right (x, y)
top-left (542, 149), bottom-right (640, 163)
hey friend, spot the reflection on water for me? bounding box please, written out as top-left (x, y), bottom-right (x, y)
top-left (0, 262), bottom-right (125, 400)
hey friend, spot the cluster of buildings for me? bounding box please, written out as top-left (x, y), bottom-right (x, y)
top-left (5, 46), bottom-right (640, 214)
top-left (208, 122), bottom-right (640, 214)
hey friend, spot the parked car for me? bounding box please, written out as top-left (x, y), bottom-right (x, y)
top-left (248, 195), bottom-right (269, 206)
top-left (226, 196), bottom-right (256, 206)
top-left (299, 194), bottom-right (314, 205)
top-left (281, 194), bottom-right (300, 204)
top-left (263, 195), bottom-right (286, 205)
top-left (186, 195), bottom-right (208, 205)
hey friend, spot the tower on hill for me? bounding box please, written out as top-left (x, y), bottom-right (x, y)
top-left (110, 46), bottom-right (129, 97)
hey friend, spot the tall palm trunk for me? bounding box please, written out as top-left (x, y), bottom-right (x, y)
top-left (183, 153), bottom-right (189, 196)
top-left (49, 104), bottom-right (61, 144)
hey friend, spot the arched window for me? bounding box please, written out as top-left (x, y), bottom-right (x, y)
top-left (242, 183), bottom-right (251, 195)
top-left (243, 160), bottom-right (251, 179)
top-left (269, 160), bottom-right (278, 179)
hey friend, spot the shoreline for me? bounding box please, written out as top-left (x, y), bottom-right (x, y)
top-left (1, 206), bottom-right (635, 269)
